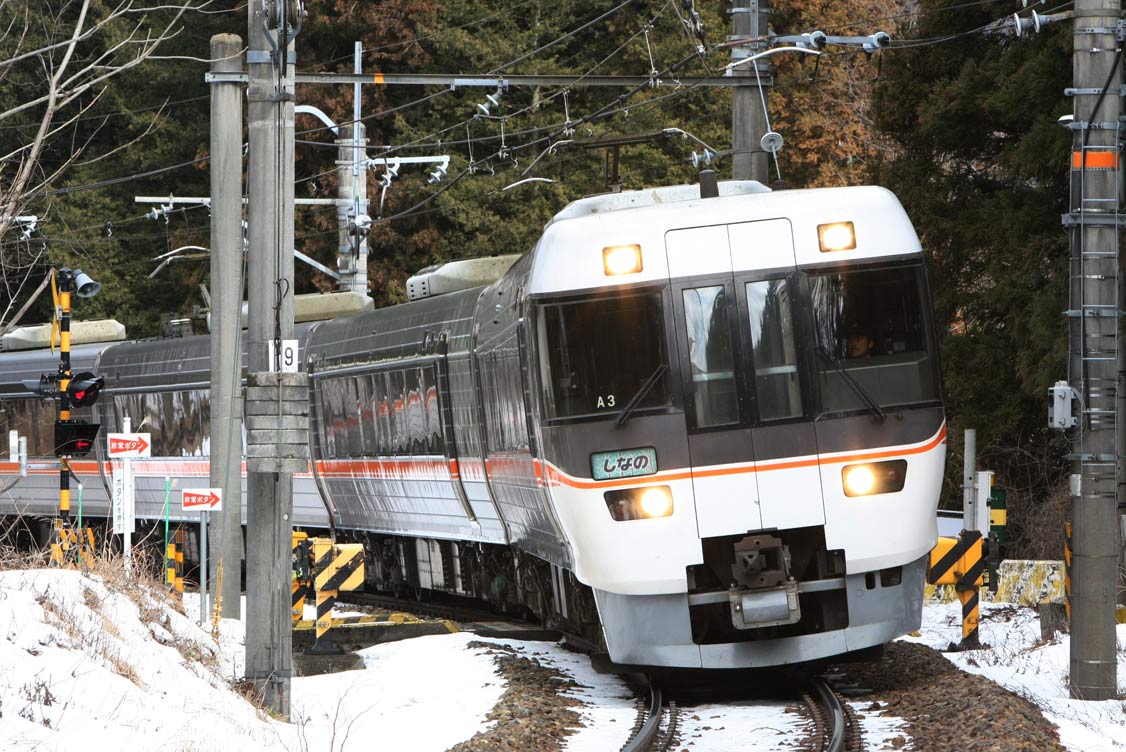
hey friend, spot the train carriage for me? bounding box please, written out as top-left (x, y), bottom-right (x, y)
top-left (0, 178), bottom-right (944, 670)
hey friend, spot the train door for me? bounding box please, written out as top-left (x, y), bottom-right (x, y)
top-left (667, 219), bottom-right (824, 538)
top-left (728, 220), bottom-right (823, 530)
top-left (667, 225), bottom-right (762, 537)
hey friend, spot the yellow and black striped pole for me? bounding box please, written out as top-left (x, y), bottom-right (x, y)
top-left (57, 269), bottom-right (73, 521)
top-left (1064, 521), bottom-right (1072, 622)
top-left (48, 269), bottom-right (74, 567)
top-left (928, 529), bottom-right (985, 648)
top-left (174, 528), bottom-right (185, 593)
top-left (167, 540), bottom-right (177, 588)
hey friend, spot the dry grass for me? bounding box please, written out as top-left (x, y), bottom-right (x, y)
top-left (2, 529), bottom-right (223, 690)
top-left (97, 642), bottom-right (141, 685)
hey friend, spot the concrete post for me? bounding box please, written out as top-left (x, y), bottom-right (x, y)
top-left (245, 1), bottom-right (296, 717)
top-left (730, 0), bottom-right (770, 183)
top-left (208, 33), bottom-right (245, 620)
top-left (1068, 0), bottom-right (1119, 701)
top-left (336, 122), bottom-right (367, 293)
top-left (962, 429), bottom-right (976, 531)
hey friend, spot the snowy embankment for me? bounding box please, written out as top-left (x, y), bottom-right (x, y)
top-left (903, 601), bottom-right (1126, 751)
top-left (0, 568), bottom-right (505, 751)
top-left (1, 565), bottom-right (1124, 751)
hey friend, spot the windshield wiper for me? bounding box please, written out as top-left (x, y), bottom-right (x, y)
top-left (816, 346), bottom-right (886, 423)
top-left (615, 364), bottom-right (669, 428)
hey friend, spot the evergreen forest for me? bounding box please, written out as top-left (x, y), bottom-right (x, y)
top-left (0, 0), bottom-right (1078, 556)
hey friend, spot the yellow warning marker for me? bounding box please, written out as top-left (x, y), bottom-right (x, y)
top-left (302, 537), bottom-right (365, 653)
top-left (49, 519), bottom-right (94, 568)
top-left (928, 531), bottom-right (984, 647)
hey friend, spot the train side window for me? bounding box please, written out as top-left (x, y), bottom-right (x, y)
top-left (356, 375), bottom-right (374, 456)
top-left (682, 285), bottom-right (740, 428)
top-left (343, 377), bottom-right (361, 458)
top-left (746, 279), bottom-right (803, 421)
top-left (423, 366), bottom-right (443, 454)
top-left (404, 367), bottom-right (423, 455)
top-left (320, 379), bottom-right (338, 458)
top-left (387, 370), bottom-right (406, 455)
top-left (373, 372), bottom-right (390, 456)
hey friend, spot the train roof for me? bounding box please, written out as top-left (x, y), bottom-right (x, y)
top-left (96, 322), bottom-right (319, 392)
top-left (529, 182), bottom-right (923, 296)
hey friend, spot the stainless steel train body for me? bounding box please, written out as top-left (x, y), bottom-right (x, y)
top-left (0, 180), bottom-right (945, 669)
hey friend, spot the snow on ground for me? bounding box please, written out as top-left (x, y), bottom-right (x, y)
top-left (675, 700), bottom-right (804, 751)
top-left (902, 601), bottom-right (1126, 752)
top-left (4, 566), bottom-right (1124, 751)
top-left (847, 701), bottom-right (911, 751)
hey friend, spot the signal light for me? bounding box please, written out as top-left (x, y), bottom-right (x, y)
top-left (54, 420), bottom-right (101, 457)
top-left (66, 372), bottom-right (104, 408)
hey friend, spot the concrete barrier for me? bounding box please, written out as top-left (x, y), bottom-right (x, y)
top-left (925, 559), bottom-right (1064, 605)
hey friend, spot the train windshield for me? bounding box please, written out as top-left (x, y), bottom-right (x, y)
top-left (536, 291), bottom-right (671, 420)
top-left (809, 264), bottom-right (939, 415)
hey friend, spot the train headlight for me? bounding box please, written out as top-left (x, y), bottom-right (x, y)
top-left (817, 221), bottom-right (856, 252)
top-left (604, 485), bottom-right (673, 521)
top-left (603, 244), bottom-right (643, 276)
top-left (841, 460), bottom-right (908, 497)
top-left (639, 487), bottom-right (673, 518)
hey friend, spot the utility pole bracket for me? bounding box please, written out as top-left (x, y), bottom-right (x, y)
top-left (247, 49), bottom-right (296, 65)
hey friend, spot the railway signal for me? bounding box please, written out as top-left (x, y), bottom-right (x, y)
top-left (66, 372), bottom-right (104, 408)
top-left (19, 268), bottom-right (104, 564)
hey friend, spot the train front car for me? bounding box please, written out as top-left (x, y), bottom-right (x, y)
top-left (529, 182), bottom-right (945, 669)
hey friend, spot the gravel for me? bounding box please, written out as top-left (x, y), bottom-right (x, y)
top-left (833, 641), bottom-right (1066, 752)
top-left (441, 631), bottom-right (1069, 751)
top-left (446, 641), bottom-right (584, 751)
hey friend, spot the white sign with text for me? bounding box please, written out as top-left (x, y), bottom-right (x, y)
top-left (182, 488), bottom-right (223, 512)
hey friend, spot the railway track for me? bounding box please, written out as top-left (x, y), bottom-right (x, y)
top-left (342, 592), bottom-right (860, 752)
top-left (803, 677), bottom-right (860, 752)
top-left (621, 684), bottom-right (679, 752)
top-left (339, 590), bottom-right (536, 626)
top-left (623, 675), bottom-right (858, 752)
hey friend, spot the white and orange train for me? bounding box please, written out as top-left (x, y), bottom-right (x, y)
top-left (0, 180), bottom-right (945, 669)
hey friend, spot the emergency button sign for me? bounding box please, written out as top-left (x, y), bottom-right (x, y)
top-left (107, 432), bottom-right (151, 458)
top-left (182, 488), bottom-right (223, 512)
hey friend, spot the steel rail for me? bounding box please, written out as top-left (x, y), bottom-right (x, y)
top-left (621, 685), bottom-right (663, 752)
top-left (812, 678), bottom-right (846, 752)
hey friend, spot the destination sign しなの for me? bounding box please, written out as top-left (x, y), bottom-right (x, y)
top-left (591, 447), bottom-right (658, 481)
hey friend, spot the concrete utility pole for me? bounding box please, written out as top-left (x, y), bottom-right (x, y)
top-left (962, 429), bottom-right (977, 531)
top-left (336, 121), bottom-right (367, 292)
top-left (246, 0), bottom-right (297, 716)
top-left (730, 0), bottom-right (770, 182)
top-left (1067, 0), bottom-right (1120, 701)
top-left (208, 33), bottom-right (245, 620)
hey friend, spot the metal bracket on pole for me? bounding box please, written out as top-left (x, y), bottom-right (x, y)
top-left (1061, 213), bottom-right (1126, 227)
top-left (1074, 26), bottom-right (1121, 35)
top-left (247, 50), bottom-right (296, 65)
top-left (1063, 121), bottom-right (1121, 131)
top-left (1065, 86), bottom-right (1126, 95)
top-left (1065, 308), bottom-right (1124, 317)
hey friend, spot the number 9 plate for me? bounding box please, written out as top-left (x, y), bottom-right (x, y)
top-left (591, 447), bottom-right (658, 481)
